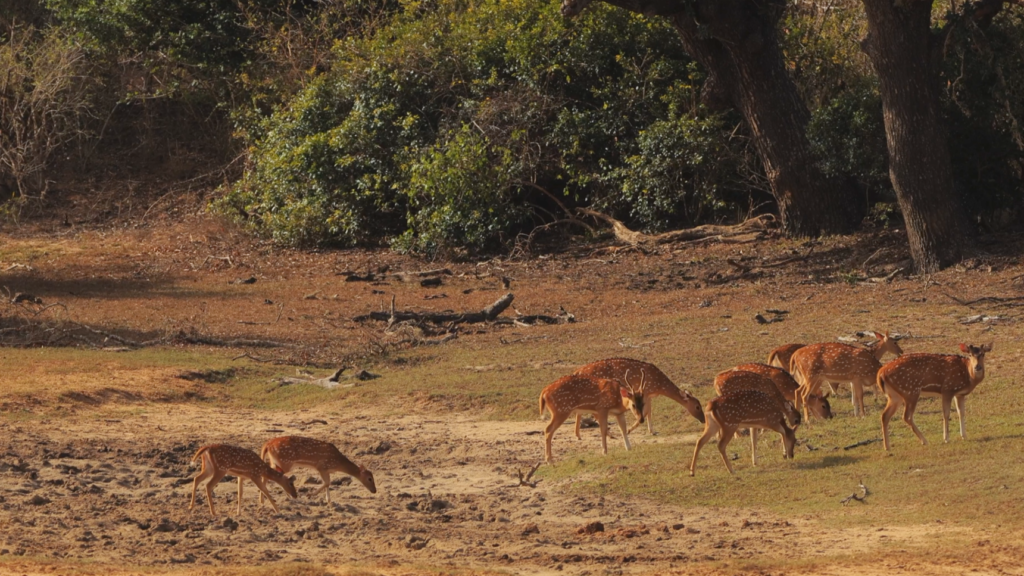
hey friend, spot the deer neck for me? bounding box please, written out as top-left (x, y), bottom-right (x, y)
top-left (966, 358), bottom-right (986, 391)
top-left (330, 451), bottom-right (360, 477)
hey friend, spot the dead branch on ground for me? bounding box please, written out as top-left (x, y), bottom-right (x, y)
top-left (578, 208), bottom-right (775, 246)
top-left (355, 293), bottom-right (515, 324)
top-left (840, 480), bottom-right (870, 505)
top-left (511, 463), bottom-right (543, 488)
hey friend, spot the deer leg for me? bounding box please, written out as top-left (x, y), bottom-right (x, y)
top-left (902, 395), bottom-right (928, 445)
top-left (204, 470), bottom-right (227, 516)
top-left (317, 469), bottom-right (333, 504)
top-left (716, 425), bottom-right (736, 475)
top-left (544, 412), bottom-right (570, 464)
top-left (597, 412), bottom-right (610, 455)
top-left (750, 427), bottom-right (759, 466)
top-left (574, 414), bottom-right (583, 440)
top-left (189, 464), bottom-right (214, 512)
top-left (852, 379), bottom-right (867, 417)
top-left (251, 476), bottom-right (279, 513)
top-left (940, 394), bottom-right (953, 443)
top-left (689, 418), bottom-right (721, 476)
top-left (880, 394), bottom-right (903, 452)
top-left (645, 400), bottom-right (654, 435)
top-left (236, 477), bottom-right (245, 515)
top-left (615, 412), bottom-right (631, 452)
top-left (954, 395), bottom-right (967, 440)
top-left (260, 455), bottom-right (285, 505)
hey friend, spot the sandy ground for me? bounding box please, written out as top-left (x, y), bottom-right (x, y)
top-left (3, 405), bottom-right (1019, 576)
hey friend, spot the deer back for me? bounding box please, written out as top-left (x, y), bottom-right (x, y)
top-left (715, 369), bottom-right (800, 426)
top-left (264, 436), bottom-right (350, 469)
top-left (767, 343), bottom-right (805, 369)
top-left (878, 346), bottom-right (988, 397)
top-left (541, 374), bottom-right (635, 416)
top-left (733, 363), bottom-right (800, 401)
top-left (791, 342), bottom-right (883, 383)
top-left (707, 389), bottom-right (790, 429)
top-left (574, 358), bottom-right (673, 396)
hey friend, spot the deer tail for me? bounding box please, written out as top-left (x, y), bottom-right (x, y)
top-left (191, 445), bottom-right (211, 464)
top-left (539, 393), bottom-right (547, 417)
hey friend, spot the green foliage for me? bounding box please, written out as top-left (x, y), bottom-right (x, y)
top-left (807, 85), bottom-right (890, 197)
top-left (941, 10), bottom-right (1024, 227)
top-left (613, 104), bottom-right (744, 229)
top-left (224, 0), bottom-right (753, 249)
top-left (397, 124), bottom-right (532, 255)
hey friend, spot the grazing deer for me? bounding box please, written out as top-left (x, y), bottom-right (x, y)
top-left (734, 363), bottom-right (833, 420)
top-left (260, 436), bottom-right (376, 504)
top-left (539, 373), bottom-right (643, 464)
top-left (689, 389), bottom-right (797, 476)
top-left (189, 444), bottom-right (297, 516)
top-left (767, 343), bottom-right (806, 370)
top-left (573, 358), bottom-right (703, 435)
top-left (877, 343), bottom-right (991, 451)
top-left (790, 331), bottom-right (903, 418)
top-left (714, 370), bottom-right (799, 466)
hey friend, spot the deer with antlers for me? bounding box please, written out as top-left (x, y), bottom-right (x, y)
top-left (877, 343), bottom-right (991, 451)
top-left (539, 372), bottom-right (644, 464)
top-left (690, 389), bottom-right (797, 476)
top-left (189, 444), bottom-right (297, 516)
top-left (733, 362), bottom-right (833, 421)
top-left (260, 436), bottom-right (376, 504)
top-left (573, 358), bottom-right (703, 435)
top-left (790, 331), bottom-right (903, 418)
top-left (714, 369), bottom-right (800, 466)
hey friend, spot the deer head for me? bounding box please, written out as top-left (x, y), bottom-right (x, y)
top-left (959, 342), bottom-right (992, 380)
top-left (622, 369), bottom-right (646, 423)
top-left (871, 331), bottom-right (904, 358)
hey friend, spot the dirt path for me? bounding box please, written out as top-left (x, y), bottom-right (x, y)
top-left (1, 407), bottom-right (1003, 575)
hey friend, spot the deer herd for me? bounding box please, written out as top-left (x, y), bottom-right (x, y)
top-left (187, 333), bottom-right (991, 516)
top-left (539, 333), bottom-right (993, 475)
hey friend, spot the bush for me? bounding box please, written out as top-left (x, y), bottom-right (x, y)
top-left (223, 0), bottom-right (756, 250)
top-left (0, 25), bottom-right (95, 198)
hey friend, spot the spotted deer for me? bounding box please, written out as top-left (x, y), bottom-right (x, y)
top-left (189, 444), bottom-right (297, 516)
top-left (539, 373), bottom-right (644, 464)
top-left (260, 436), bottom-right (376, 504)
top-left (714, 369), bottom-right (799, 466)
top-left (689, 389), bottom-right (797, 476)
top-left (573, 358), bottom-right (703, 435)
top-left (733, 362), bottom-right (833, 420)
top-left (790, 331), bottom-right (903, 418)
top-left (877, 343), bottom-right (991, 451)
top-left (767, 343), bottom-right (806, 370)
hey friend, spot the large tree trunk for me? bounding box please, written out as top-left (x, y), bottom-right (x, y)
top-left (860, 0), bottom-right (972, 272)
top-left (562, 0), bottom-right (863, 236)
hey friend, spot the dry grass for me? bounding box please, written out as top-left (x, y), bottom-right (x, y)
top-left (3, 219), bottom-right (1024, 574)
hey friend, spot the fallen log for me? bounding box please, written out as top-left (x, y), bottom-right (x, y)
top-left (578, 208), bottom-right (774, 246)
top-left (355, 293), bottom-right (515, 325)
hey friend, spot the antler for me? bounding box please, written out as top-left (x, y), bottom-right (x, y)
top-left (622, 368), bottom-right (647, 394)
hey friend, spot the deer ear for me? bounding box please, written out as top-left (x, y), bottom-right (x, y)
top-left (959, 343), bottom-right (969, 354)
top-left (619, 386), bottom-right (632, 399)
top-left (289, 475), bottom-right (296, 482)
top-left (873, 331), bottom-right (884, 340)
top-left (983, 342), bottom-right (993, 352)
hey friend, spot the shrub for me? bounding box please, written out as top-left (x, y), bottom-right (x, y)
top-left (0, 25), bottom-right (95, 199)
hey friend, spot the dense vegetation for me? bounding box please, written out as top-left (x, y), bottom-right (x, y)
top-left (2, 0), bottom-right (1023, 254)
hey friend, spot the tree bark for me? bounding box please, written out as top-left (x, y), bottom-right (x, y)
top-left (562, 0), bottom-right (863, 236)
top-left (859, 0), bottom-right (972, 272)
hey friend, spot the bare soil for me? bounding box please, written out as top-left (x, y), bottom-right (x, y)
top-left (3, 215), bottom-right (1024, 575)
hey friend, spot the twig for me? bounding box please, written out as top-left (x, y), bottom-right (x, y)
top-left (843, 438), bottom-right (880, 450)
top-left (840, 479), bottom-right (870, 505)
top-left (512, 463), bottom-right (543, 488)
